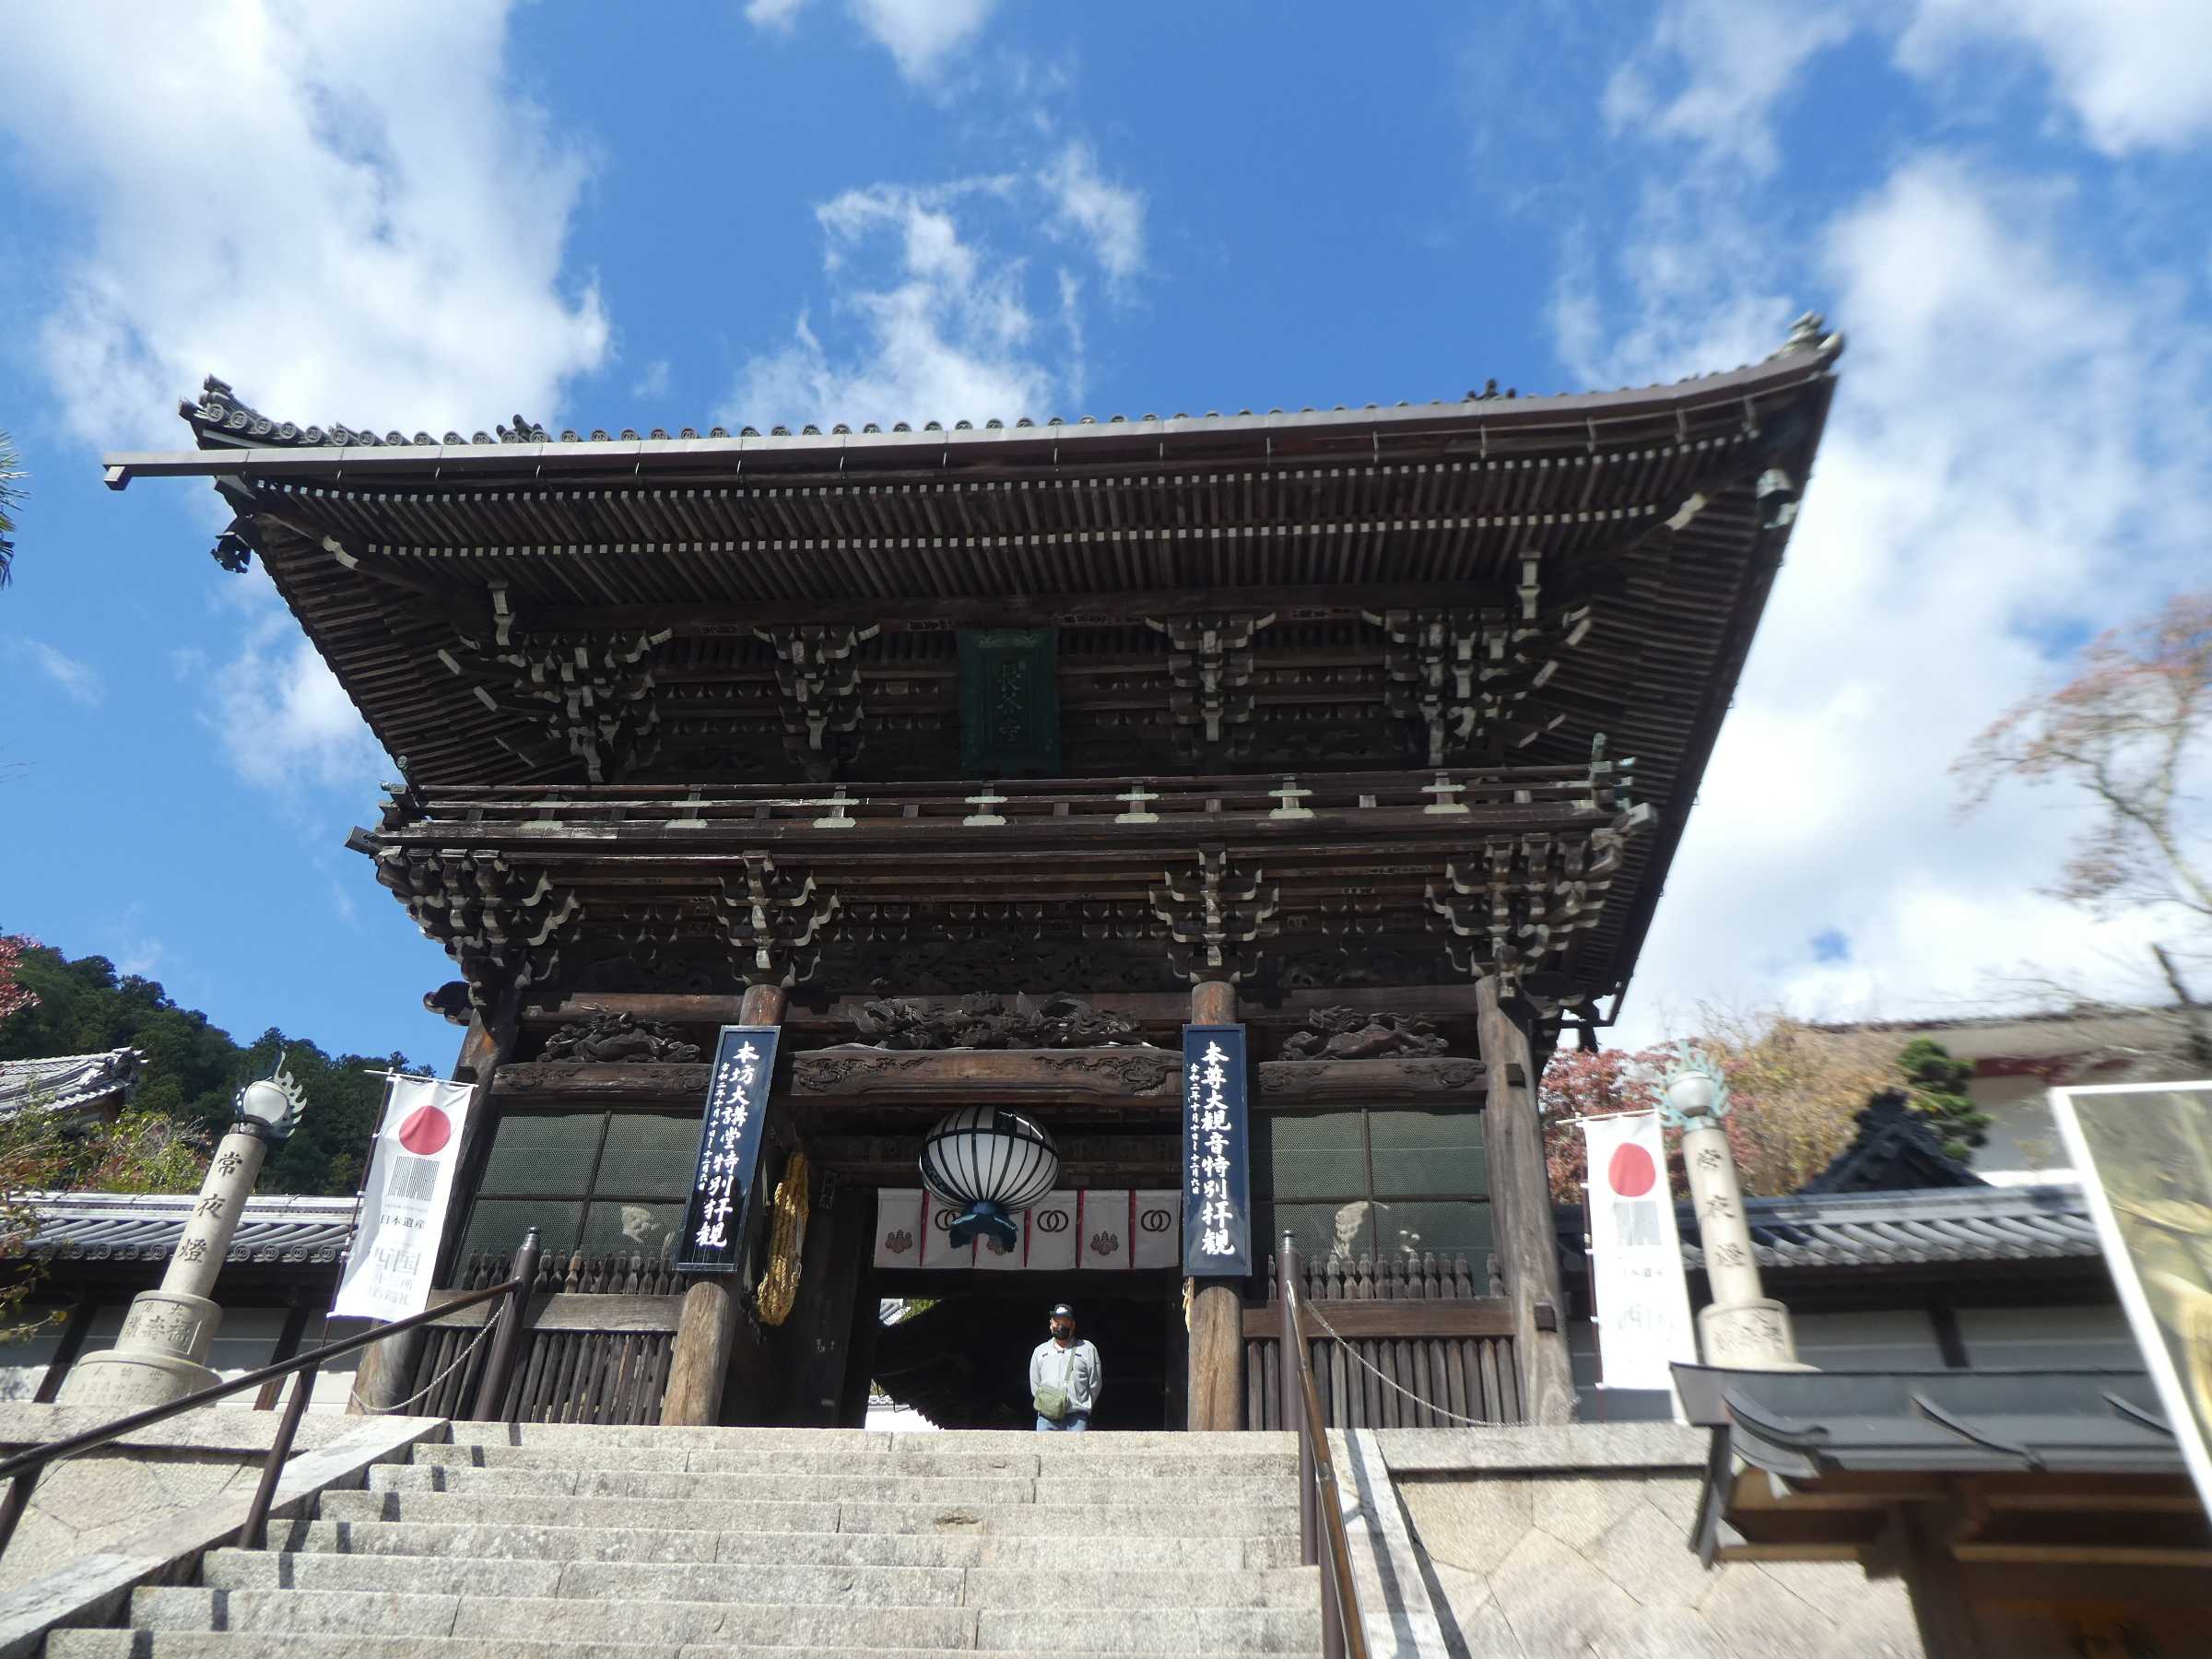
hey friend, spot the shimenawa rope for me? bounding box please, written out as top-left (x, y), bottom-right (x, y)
top-left (348, 1300), bottom-right (505, 1415)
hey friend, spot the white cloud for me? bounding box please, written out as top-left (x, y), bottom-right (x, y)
top-left (0, 6), bottom-right (607, 804)
top-left (1040, 143), bottom-right (1147, 287)
top-left (1898, 0), bottom-right (2212, 156)
top-left (1602, 0), bottom-right (1854, 175)
top-left (741, 0), bottom-right (1000, 86)
top-left (730, 153), bottom-right (1141, 430)
top-left (744, 0), bottom-right (810, 29)
top-left (7, 639), bottom-right (105, 707)
top-left (631, 359), bottom-right (672, 400)
top-left (1582, 149), bottom-right (2212, 1042)
top-left (2, 5), bottom-right (608, 448)
top-left (851, 0), bottom-right (999, 84)
top-left (200, 593), bottom-right (394, 795)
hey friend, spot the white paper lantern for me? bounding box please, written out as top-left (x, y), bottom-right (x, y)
top-left (919, 1106), bottom-right (1060, 1248)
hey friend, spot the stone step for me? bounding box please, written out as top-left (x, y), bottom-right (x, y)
top-left (203, 1548), bottom-right (1316, 1611)
top-left (442, 1423), bottom-right (1295, 1456)
top-left (54, 1634), bottom-right (1310, 1659)
top-left (406, 1441), bottom-right (1298, 1482)
top-left (367, 1464), bottom-right (1293, 1510)
top-left (127, 1587), bottom-right (1321, 1653)
top-left (274, 1519), bottom-right (1305, 1571)
top-left (317, 1488), bottom-right (1301, 1539)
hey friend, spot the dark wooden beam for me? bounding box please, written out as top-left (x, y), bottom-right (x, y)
top-left (526, 581), bottom-right (1534, 640)
top-left (1478, 977), bottom-right (1573, 1426)
top-left (488, 1051), bottom-right (1488, 1112)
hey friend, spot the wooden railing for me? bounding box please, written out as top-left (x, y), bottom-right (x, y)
top-left (1244, 1251), bottom-right (1519, 1430)
top-left (1278, 1234), bottom-right (1369, 1659)
top-left (404, 1245), bottom-right (685, 1426)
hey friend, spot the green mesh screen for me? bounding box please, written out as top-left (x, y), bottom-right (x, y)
top-left (581, 1200), bottom-right (684, 1257)
top-left (1368, 1109), bottom-right (1488, 1198)
top-left (1254, 1112), bottom-right (1367, 1201)
top-left (592, 1114), bottom-right (702, 1200)
top-left (475, 1112), bottom-right (607, 1197)
top-left (1371, 1200), bottom-right (1493, 1259)
top-left (459, 1197), bottom-right (583, 1259)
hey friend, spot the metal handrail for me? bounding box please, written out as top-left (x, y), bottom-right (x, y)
top-left (1279, 1232), bottom-right (1370, 1659)
top-left (0, 1226), bottom-right (543, 1559)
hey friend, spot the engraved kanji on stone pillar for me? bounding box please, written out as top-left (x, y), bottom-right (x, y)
top-left (376, 849), bottom-right (582, 1017)
top-left (1145, 611), bottom-right (1276, 760)
top-left (1150, 848), bottom-right (1280, 984)
top-left (718, 853), bottom-right (841, 987)
top-left (1366, 553), bottom-right (1591, 764)
top-left (756, 624), bottom-right (880, 780)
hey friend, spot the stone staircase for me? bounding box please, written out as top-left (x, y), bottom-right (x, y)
top-left (44, 1423), bottom-right (1319, 1657)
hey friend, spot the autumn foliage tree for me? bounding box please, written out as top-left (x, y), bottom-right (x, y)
top-left (1956, 589), bottom-right (2212, 1069)
top-left (0, 936), bottom-right (34, 1026)
top-left (1540, 1014), bottom-right (1910, 1205)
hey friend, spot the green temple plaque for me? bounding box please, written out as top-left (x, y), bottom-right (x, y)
top-left (958, 628), bottom-right (1061, 777)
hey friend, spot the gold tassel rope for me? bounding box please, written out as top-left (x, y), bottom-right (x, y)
top-left (755, 1149), bottom-right (810, 1325)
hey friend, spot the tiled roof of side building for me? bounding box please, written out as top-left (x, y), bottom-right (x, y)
top-left (1558, 1182), bottom-right (2101, 1271)
top-left (9, 1191), bottom-right (357, 1265)
top-left (0, 1049), bottom-right (146, 1120)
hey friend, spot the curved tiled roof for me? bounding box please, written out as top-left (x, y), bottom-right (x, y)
top-left (0, 1050), bottom-right (145, 1120)
top-left (1560, 1182), bottom-right (2100, 1272)
top-left (171, 315), bottom-right (1842, 453)
top-left (10, 1191), bottom-right (355, 1266)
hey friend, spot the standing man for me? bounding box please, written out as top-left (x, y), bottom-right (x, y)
top-left (1030, 1301), bottom-right (1101, 1431)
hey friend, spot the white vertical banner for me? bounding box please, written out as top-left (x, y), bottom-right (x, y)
top-left (1132, 1190), bottom-right (1182, 1270)
top-left (1583, 1112), bottom-right (1698, 1404)
top-left (873, 1189), bottom-right (924, 1270)
top-left (333, 1077), bottom-right (478, 1322)
top-left (1077, 1189), bottom-right (1132, 1270)
top-left (1026, 1191), bottom-right (1079, 1272)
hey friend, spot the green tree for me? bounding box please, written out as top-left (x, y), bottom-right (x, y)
top-left (0, 942), bottom-right (418, 1196)
top-left (1895, 1038), bottom-right (1992, 1162)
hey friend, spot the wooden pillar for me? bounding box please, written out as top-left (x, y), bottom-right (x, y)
top-left (1477, 976), bottom-right (1574, 1424)
top-left (665, 981), bottom-right (786, 1427)
top-left (1185, 976), bottom-right (1245, 1431)
top-left (351, 991), bottom-right (518, 1415)
top-left (784, 1179), bottom-right (873, 1426)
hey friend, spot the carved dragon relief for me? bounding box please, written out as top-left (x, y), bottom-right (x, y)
top-left (841, 993), bottom-right (1154, 1052)
top-left (540, 1011), bottom-right (703, 1065)
top-left (1278, 1007), bottom-right (1452, 1062)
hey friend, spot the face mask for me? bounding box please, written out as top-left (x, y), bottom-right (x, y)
top-left (1051, 1323), bottom-right (1073, 1341)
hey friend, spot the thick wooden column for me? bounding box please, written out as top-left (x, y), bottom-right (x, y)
top-left (1477, 976), bottom-right (1574, 1424)
top-left (350, 992), bottom-right (517, 1416)
top-left (665, 981), bottom-right (786, 1427)
top-left (1185, 977), bottom-right (1246, 1431)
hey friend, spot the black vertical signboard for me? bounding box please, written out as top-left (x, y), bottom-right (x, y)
top-left (677, 1025), bottom-right (781, 1274)
top-left (1182, 1023), bottom-right (1253, 1276)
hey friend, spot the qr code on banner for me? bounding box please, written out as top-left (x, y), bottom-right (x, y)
top-left (388, 1154), bottom-right (441, 1203)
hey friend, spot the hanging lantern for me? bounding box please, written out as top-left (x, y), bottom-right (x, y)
top-left (919, 1106), bottom-right (1060, 1250)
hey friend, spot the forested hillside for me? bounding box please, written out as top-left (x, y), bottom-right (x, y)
top-left (0, 943), bottom-right (422, 1196)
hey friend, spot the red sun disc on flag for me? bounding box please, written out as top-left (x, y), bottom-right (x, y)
top-left (397, 1103), bottom-right (452, 1157)
top-left (1607, 1141), bottom-right (1657, 1198)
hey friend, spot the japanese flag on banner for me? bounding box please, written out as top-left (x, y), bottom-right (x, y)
top-left (334, 1077), bottom-right (477, 1322)
top-left (873, 1189), bottom-right (924, 1271)
top-left (1026, 1190), bottom-right (1079, 1272)
top-left (1077, 1190), bottom-right (1132, 1270)
top-left (1132, 1191), bottom-right (1182, 1270)
top-left (1582, 1112), bottom-right (1697, 1405)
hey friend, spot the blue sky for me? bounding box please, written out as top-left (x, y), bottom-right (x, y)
top-left (3, 0), bottom-right (2208, 1065)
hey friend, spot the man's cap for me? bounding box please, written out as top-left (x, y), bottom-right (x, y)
top-left (1049, 1302), bottom-right (1077, 1320)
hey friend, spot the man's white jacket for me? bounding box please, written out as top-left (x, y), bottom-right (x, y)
top-left (1030, 1337), bottom-right (1101, 1415)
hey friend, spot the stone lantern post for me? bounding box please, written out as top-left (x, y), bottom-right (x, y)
top-left (1654, 1044), bottom-right (1806, 1370)
top-left (60, 1065), bottom-right (306, 1409)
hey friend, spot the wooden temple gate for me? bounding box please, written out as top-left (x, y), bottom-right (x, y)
top-left (116, 324), bottom-right (1841, 1431)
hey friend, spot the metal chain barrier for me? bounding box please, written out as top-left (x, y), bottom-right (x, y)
top-left (347, 1301), bottom-right (506, 1416)
top-left (1301, 1297), bottom-right (1527, 1429)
